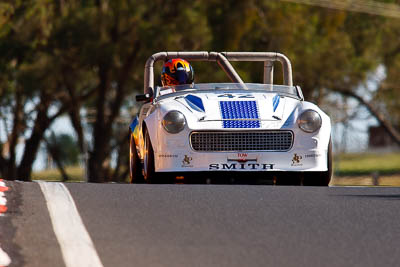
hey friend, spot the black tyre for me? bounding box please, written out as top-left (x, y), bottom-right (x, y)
top-left (303, 137), bottom-right (332, 186)
top-left (143, 130), bottom-right (158, 183)
top-left (129, 131), bottom-right (144, 183)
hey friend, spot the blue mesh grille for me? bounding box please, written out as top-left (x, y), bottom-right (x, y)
top-left (219, 101), bottom-right (260, 128)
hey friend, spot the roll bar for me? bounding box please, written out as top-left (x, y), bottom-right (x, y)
top-left (144, 51), bottom-right (293, 94)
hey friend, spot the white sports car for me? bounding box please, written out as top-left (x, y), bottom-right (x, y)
top-left (129, 52), bottom-right (332, 185)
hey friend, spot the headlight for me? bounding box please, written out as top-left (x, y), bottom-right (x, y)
top-left (162, 110), bottom-right (186, 134)
top-left (297, 110), bottom-right (322, 133)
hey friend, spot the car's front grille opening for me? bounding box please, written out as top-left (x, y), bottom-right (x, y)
top-left (190, 131), bottom-right (293, 152)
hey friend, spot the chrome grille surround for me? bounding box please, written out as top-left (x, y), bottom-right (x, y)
top-left (190, 131), bottom-right (294, 152)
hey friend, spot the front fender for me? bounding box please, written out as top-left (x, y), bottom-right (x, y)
top-left (143, 107), bottom-right (160, 153)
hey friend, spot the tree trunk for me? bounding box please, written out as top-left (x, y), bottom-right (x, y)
top-left (17, 95), bottom-right (52, 181)
top-left (6, 90), bottom-right (24, 180)
top-left (87, 64), bottom-right (112, 183)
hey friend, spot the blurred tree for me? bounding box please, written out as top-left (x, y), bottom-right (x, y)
top-left (0, 0), bottom-right (70, 180)
top-left (370, 17), bottom-right (400, 145)
top-left (37, 0), bottom-right (211, 182)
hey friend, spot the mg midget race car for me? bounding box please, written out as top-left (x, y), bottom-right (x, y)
top-left (129, 52), bottom-right (332, 185)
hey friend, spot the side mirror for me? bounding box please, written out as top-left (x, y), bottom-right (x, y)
top-left (136, 92), bottom-right (153, 102)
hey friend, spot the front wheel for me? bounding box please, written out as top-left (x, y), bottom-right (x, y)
top-left (143, 130), bottom-right (158, 183)
top-left (129, 131), bottom-right (144, 183)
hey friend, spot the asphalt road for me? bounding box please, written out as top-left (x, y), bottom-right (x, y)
top-left (1, 181), bottom-right (400, 267)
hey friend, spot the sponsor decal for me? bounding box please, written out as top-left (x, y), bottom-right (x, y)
top-left (291, 153), bottom-right (303, 166)
top-left (209, 163), bottom-right (274, 170)
top-left (182, 155), bottom-right (193, 168)
top-left (305, 153), bottom-right (322, 158)
top-left (158, 154), bottom-right (178, 158)
top-left (227, 153), bottom-right (257, 163)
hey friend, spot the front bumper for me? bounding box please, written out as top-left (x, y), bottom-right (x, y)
top-left (152, 124), bottom-right (329, 172)
top-left (155, 147), bottom-right (328, 172)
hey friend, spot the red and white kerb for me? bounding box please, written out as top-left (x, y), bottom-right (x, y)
top-left (0, 179), bottom-right (8, 215)
top-left (0, 179), bottom-right (11, 267)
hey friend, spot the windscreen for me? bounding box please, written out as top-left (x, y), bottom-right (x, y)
top-left (157, 83), bottom-right (299, 98)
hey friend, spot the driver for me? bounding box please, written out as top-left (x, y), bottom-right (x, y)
top-left (161, 58), bottom-right (194, 86)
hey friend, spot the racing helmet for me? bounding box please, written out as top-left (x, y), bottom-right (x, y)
top-left (161, 58), bottom-right (194, 86)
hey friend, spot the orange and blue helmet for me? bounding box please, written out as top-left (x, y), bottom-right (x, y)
top-left (161, 58), bottom-right (194, 86)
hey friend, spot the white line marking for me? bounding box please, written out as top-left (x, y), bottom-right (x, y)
top-left (38, 181), bottom-right (104, 267)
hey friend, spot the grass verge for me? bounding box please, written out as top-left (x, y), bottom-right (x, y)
top-left (32, 166), bottom-right (84, 182)
top-left (334, 152), bottom-right (400, 176)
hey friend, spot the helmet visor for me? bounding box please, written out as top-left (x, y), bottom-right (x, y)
top-left (176, 68), bottom-right (189, 84)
